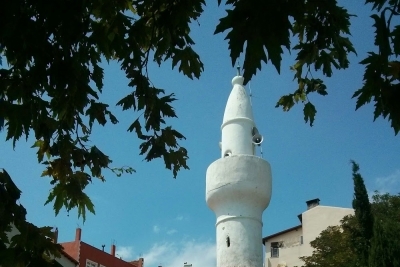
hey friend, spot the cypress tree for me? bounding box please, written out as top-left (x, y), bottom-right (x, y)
top-left (350, 161), bottom-right (374, 267)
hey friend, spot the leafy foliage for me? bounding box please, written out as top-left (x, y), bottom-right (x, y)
top-left (215, 0), bottom-right (293, 80)
top-left (1, 1), bottom-right (203, 263)
top-left (217, 0), bottom-right (355, 127)
top-left (215, 0), bottom-right (400, 133)
top-left (369, 193), bottom-right (400, 267)
top-left (0, 169), bottom-right (62, 267)
top-left (2, 0), bottom-right (400, 265)
top-left (352, 0), bottom-right (400, 134)
top-left (0, 0), bottom-right (203, 220)
top-left (1, 0), bottom-right (399, 225)
top-left (300, 225), bottom-right (358, 267)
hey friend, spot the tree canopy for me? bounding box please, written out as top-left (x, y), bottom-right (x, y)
top-left (369, 193), bottom-right (400, 267)
top-left (300, 225), bottom-right (357, 267)
top-left (1, 0), bottom-right (400, 265)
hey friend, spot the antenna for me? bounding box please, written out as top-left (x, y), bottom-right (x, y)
top-left (236, 62), bottom-right (240, 76)
top-left (249, 82), bottom-right (253, 106)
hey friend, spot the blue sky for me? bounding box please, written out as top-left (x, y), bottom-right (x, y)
top-left (1, 1), bottom-right (400, 267)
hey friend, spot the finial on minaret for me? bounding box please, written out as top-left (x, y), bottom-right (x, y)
top-left (236, 62), bottom-right (240, 76)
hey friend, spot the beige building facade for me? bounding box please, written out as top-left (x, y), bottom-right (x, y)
top-left (263, 199), bottom-right (354, 267)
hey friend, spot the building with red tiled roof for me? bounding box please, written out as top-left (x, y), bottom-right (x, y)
top-left (60, 228), bottom-right (144, 267)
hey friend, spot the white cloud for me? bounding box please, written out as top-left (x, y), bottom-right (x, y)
top-left (116, 246), bottom-right (135, 260)
top-left (175, 215), bottom-right (189, 221)
top-left (153, 225), bottom-right (160, 233)
top-left (373, 169), bottom-right (400, 195)
top-left (167, 229), bottom-right (177, 235)
top-left (143, 240), bottom-right (215, 267)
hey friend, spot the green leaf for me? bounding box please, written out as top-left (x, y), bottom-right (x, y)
top-left (391, 26), bottom-right (400, 56)
top-left (371, 13), bottom-right (391, 58)
top-left (215, 0), bottom-right (291, 83)
top-left (85, 101), bottom-right (112, 128)
top-left (128, 118), bottom-right (148, 140)
top-left (79, 193), bottom-right (95, 221)
top-left (303, 102), bottom-right (316, 126)
top-left (276, 95), bottom-right (295, 111)
top-left (111, 166), bottom-right (136, 177)
top-left (92, 64), bottom-right (104, 91)
top-left (171, 47), bottom-right (204, 79)
top-left (117, 93), bottom-right (136, 111)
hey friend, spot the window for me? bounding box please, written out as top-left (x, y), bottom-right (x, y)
top-left (271, 247), bottom-right (279, 258)
top-left (271, 242), bottom-right (279, 258)
top-left (300, 236), bottom-right (303, 245)
top-left (86, 259), bottom-right (98, 267)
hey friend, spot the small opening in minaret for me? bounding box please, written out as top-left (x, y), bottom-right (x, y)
top-left (226, 236), bottom-right (230, 247)
top-left (224, 150), bottom-right (232, 157)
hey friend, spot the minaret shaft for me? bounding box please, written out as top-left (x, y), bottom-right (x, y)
top-left (206, 75), bottom-right (272, 267)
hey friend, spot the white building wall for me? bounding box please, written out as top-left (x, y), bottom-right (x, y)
top-left (264, 205), bottom-right (354, 267)
top-left (265, 228), bottom-right (304, 267)
top-left (54, 255), bottom-right (77, 267)
top-left (301, 206), bottom-right (353, 256)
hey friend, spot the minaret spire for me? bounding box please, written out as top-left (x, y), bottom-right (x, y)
top-left (206, 71), bottom-right (272, 267)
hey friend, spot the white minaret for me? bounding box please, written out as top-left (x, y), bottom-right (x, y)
top-left (206, 73), bottom-right (272, 267)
